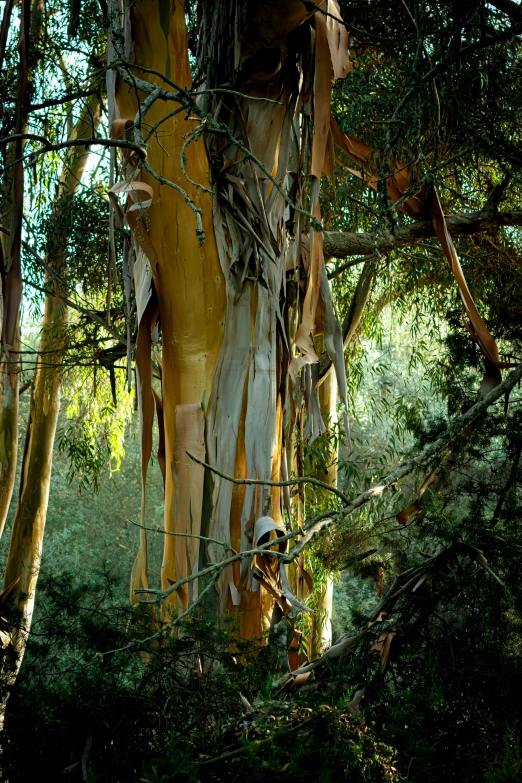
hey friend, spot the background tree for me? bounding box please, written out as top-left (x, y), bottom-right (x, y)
top-left (0, 94), bottom-right (102, 717)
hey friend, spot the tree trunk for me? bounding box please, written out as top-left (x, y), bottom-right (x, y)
top-left (0, 97), bottom-right (101, 722)
top-left (309, 371), bottom-right (337, 659)
top-left (110, 0), bottom-right (228, 622)
top-left (110, 0), bottom-right (350, 639)
top-left (0, 293), bottom-right (67, 709)
top-left (0, 327), bottom-right (19, 538)
top-left (0, 0), bottom-right (45, 535)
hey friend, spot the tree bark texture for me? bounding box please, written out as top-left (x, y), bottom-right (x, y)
top-left (110, 0), bottom-right (352, 640)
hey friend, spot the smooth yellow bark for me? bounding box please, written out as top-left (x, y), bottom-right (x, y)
top-left (114, 0), bottom-right (226, 610)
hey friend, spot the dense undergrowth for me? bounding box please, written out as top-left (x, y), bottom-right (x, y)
top-left (1, 542), bottom-right (521, 783)
top-left (0, 569), bottom-right (399, 782)
top-left (2, 318), bottom-right (522, 782)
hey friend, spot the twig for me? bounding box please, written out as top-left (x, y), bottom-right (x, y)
top-left (196, 717), bottom-right (314, 767)
top-left (101, 570), bottom-right (220, 656)
top-left (327, 254), bottom-right (375, 279)
top-left (141, 159), bottom-right (206, 244)
top-left (285, 361), bottom-right (522, 562)
top-left (0, 134), bottom-right (146, 176)
top-left (130, 521), bottom-right (237, 554)
top-left (194, 88), bottom-right (283, 104)
top-left (134, 546), bottom-right (291, 603)
top-left (186, 451), bottom-right (350, 505)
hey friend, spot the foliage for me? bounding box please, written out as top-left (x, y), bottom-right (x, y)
top-left (0, 569), bottom-right (398, 783)
top-left (58, 357), bottom-right (135, 492)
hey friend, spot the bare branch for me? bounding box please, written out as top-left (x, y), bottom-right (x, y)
top-left (131, 521), bottom-right (237, 554)
top-left (186, 451), bottom-right (351, 505)
top-left (101, 570), bottom-right (221, 656)
top-left (323, 210), bottom-right (522, 259)
top-left (30, 88), bottom-right (100, 111)
top-left (0, 134), bottom-right (146, 177)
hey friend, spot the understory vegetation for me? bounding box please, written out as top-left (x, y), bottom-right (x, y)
top-left (2, 314), bottom-right (522, 781)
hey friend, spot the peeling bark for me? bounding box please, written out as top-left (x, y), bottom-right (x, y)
top-left (109, 0), bottom-right (351, 639)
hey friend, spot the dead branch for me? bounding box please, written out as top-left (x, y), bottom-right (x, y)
top-left (195, 717), bottom-right (314, 767)
top-left (186, 452), bottom-right (351, 505)
top-left (287, 360), bottom-right (522, 562)
top-left (131, 521), bottom-right (237, 554)
top-left (323, 210), bottom-right (522, 259)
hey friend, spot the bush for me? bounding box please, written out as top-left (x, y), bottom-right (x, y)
top-left (0, 569), bottom-right (398, 783)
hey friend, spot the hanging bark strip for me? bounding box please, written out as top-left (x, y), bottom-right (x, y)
top-left (129, 258), bottom-right (156, 605)
top-left (428, 189), bottom-right (507, 370)
top-left (330, 118), bottom-right (510, 374)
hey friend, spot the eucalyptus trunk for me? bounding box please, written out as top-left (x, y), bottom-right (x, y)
top-left (110, 0), bottom-right (351, 641)
top-left (309, 372), bottom-right (337, 659)
top-left (0, 326), bottom-right (19, 538)
top-left (0, 0), bottom-right (45, 535)
top-left (0, 97), bottom-right (101, 720)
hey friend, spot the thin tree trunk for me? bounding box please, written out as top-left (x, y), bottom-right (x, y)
top-left (0, 326), bottom-right (19, 538)
top-left (0, 0), bottom-right (45, 535)
top-left (0, 292), bottom-right (67, 710)
top-left (0, 96), bottom-right (101, 723)
top-left (309, 370), bottom-right (336, 659)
